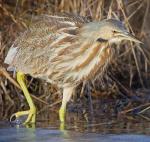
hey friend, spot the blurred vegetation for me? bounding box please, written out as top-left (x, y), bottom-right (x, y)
top-left (0, 0), bottom-right (150, 122)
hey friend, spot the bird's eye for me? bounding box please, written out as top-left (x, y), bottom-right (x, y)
top-left (113, 30), bottom-right (118, 33)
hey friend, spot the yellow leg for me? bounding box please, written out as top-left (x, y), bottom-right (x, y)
top-left (59, 86), bottom-right (74, 130)
top-left (59, 107), bottom-right (66, 123)
top-left (10, 71), bottom-right (36, 124)
top-left (59, 107), bottom-right (66, 130)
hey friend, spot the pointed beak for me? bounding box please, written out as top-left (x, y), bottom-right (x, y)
top-left (122, 32), bottom-right (142, 44)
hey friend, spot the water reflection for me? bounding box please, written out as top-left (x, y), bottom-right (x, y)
top-left (0, 110), bottom-right (150, 142)
top-left (0, 127), bottom-right (150, 142)
top-left (35, 110), bottom-right (150, 134)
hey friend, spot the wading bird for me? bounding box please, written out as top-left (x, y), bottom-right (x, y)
top-left (4, 13), bottom-right (141, 124)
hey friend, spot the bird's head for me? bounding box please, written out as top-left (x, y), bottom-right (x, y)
top-left (81, 19), bottom-right (141, 44)
top-left (97, 19), bottom-right (141, 44)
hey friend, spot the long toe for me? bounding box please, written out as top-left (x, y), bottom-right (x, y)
top-left (10, 108), bottom-right (36, 125)
top-left (24, 108), bottom-right (36, 124)
top-left (10, 111), bottom-right (30, 124)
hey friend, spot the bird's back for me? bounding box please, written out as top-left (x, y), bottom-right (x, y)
top-left (4, 14), bottom-right (113, 87)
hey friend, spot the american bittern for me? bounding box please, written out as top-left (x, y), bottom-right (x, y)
top-left (4, 13), bottom-right (141, 124)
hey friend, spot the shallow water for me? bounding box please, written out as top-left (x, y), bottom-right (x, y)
top-left (0, 127), bottom-right (150, 142)
top-left (0, 113), bottom-right (150, 142)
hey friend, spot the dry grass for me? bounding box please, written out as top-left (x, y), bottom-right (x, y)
top-left (0, 0), bottom-right (150, 121)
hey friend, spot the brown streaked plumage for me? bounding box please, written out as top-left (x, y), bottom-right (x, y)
top-left (4, 13), bottom-right (141, 124)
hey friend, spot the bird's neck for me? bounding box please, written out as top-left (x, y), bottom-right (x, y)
top-left (64, 41), bottom-right (113, 83)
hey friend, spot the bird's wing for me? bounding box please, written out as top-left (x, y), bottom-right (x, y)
top-left (26, 13), bottom-right (90, 38)
top-left (4, 13), bottom-right (90, 74)
top-left (36, 13), bottom-right (90, 28)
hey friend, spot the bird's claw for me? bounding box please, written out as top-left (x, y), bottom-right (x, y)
top-left (10, 113), bottom-right (21, 124)
top-left (10, 108), bottom-right (36, 125)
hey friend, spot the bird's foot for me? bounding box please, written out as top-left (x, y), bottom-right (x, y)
top-left (10, 107), bottom-right (36, 125)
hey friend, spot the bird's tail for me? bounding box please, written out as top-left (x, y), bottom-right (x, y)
top-left (4, 45), bottom-right (18, 71)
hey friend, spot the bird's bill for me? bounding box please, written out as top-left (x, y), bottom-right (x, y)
top-left (122, 32), bottom-right (142, 43)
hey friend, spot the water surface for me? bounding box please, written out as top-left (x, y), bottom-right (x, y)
top-left (0, 113), bottom-right (150, 142)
